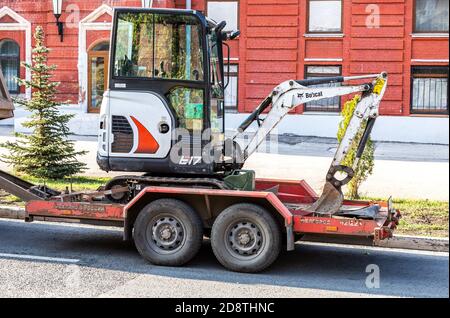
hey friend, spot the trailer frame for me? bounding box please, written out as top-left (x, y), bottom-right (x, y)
top-left (24, 178), bottom-right (400, 252)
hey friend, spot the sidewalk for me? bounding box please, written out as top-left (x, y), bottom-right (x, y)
top-left (245, 153), bottom-right (449, 201)
top-left (0, 127), bottom-right (448, 201)
top-left (243, 134), bottom-right (449, 200)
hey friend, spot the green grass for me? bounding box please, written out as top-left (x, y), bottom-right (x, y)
top-left (0, 194), bottom-right (24, 206)
top-left (361, 197), bottom-right (449, 238)
top-left (391, 198), bottom-right (448, 237)
top-left (0, 175), bottom-right (109, 207)
top-left (20, 175), bottom-right (109, 191)
top-left (0, 175), bottom-right (448, 237)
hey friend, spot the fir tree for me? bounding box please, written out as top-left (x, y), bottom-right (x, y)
top-left (0, 26), bottom-right (86, 179)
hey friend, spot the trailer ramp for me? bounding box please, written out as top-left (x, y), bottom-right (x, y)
top-left (0, 170), bottom-right (59, 201)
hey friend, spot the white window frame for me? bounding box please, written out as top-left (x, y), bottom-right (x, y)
top-left (0, 39), bottom-right (20, 94)
top-left (414, 0), bottom-right (449, 34)
top-left (0, 6), bottom-right (32, 99)
top-left (206, 1), bottom-right (239, 32)
top-left (307, 0), bottom-right (343, 34)
top-left (224, 64), bottom-right (238, 112)
top-left (78, 4), bottom-right (113, 113)
top-left (411, 66), bottom-right (449, 115)
top-left (304, 65), bottom-right (342, 112)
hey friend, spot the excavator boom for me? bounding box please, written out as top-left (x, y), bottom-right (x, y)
top-left (233, 72), bottom-right (388, 214)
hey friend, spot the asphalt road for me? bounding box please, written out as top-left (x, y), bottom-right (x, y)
top-left (0, 219), bottom-right (448, 298)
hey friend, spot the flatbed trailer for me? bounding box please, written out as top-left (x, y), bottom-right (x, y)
top-left (0, 12), bottom-right (400, 272)
top-left (3, 172), bottom-right (400, 272)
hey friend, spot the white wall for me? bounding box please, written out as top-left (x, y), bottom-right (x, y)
top-left (7, 104), bottom-right (99, 136)
top-left (3, 107), bottom-right (449, 144)
top-left (225, 113), bottom-right (450, 144)
top-left (371, 116), bottom-right (449, 144)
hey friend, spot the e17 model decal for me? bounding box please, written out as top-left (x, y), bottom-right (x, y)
top-left (130, 116), bottom-right (160, 154)
top-left (179, 155), bottom-right (202, 165)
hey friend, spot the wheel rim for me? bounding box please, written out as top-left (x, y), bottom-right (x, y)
top-left (225, 220), bottom-right (264, 259)
top-left (146, 214), bottom-right (186, 254)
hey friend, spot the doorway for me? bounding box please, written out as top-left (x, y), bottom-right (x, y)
top-left (87, 41), bottom-right (109, 113)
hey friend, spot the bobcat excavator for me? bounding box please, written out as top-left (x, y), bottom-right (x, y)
top-left (0, 8), bottom-right (400, 273)
top-left (97, 7), bottom-right (387, 215)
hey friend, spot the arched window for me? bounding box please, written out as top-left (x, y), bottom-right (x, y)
top-left (0, 39), bottom-right (20, 94)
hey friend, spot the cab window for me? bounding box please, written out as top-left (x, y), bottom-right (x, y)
top-left (114, 13), bottom-right (154, 78)
top-left (154, 14), bottom-right (204, 81)
top-left (208, 31), bottom-right (223, 93)
top-left (168, 87), bottom-right (204, 131)
top-left (208, 31), bottom-right (224, 134)
top-left (113, 12), bottom-right (204, 81)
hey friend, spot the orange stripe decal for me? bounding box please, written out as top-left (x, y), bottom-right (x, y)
top-left (130, 116), bottom-right (160, 154)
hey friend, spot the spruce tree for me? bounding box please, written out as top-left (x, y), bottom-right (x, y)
top-left (0, 26), bottom-right (86, 179)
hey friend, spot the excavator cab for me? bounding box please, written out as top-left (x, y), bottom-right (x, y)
top-left (97, 8), bottom-right (239, 175)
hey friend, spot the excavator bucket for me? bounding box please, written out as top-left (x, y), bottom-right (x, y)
top-left (307, 181), bottom-right (344, 215)
top-left (0, 69), bottom-right (14, 119)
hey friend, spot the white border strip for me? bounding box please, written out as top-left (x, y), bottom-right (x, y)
top-left (411, 59), bottom-right (449, 63)
top-left (0, 252), bottom-right (80, 263)
top-left (304, 58), bottom-right (343, 62)
top-left (411, 33), bottom-right (448, 38)
top-left (78, 4), bottom-right (113, 112)
top-left (304, 33), bottom-right (344, 38)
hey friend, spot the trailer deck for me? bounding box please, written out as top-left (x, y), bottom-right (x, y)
top-left (22, 178), bottom-right (400, 246)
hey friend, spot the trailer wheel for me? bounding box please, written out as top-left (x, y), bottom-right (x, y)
top-left (211, 203), bottom-right (281, 273)
top-left (133, 199), bottom-right (203, 266)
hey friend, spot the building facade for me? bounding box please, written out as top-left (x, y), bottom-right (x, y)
top-left (0, 0), bottom-right (448, 143)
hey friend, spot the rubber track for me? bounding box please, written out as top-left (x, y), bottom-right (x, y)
top-left (107, 175), bottom-right (229, 190)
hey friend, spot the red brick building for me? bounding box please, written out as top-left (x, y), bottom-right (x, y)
top-left (0, 0), bottom-right (448, 143)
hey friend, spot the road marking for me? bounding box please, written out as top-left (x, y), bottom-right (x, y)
top-left (0, 252), bottom-right (80, 264)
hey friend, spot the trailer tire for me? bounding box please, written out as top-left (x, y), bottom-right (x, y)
top-left (211, 203), bottom-right (281, 273)
top-left (133, 198), bottom-right (203, 266)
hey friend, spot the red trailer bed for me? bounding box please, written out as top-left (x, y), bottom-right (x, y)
top-left (19, 177), bottom-right (402, 272)
top-left (25, 178), bottom-right (400, 246)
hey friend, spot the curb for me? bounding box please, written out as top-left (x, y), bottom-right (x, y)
top-left (0, 205), bottom-right (448, 253)
top-left (375, 234), bottom-right (449, 252)
top-left (0, 205), bottom-right (25, 219)
top-left (302, 233), bottom-right (449, 253)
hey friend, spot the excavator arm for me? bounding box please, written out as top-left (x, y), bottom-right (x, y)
top-left (233, 72), bottom-right (388, 214)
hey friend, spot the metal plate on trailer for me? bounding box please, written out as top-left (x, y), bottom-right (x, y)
top-left (26, 200), bottom-right (125, 221)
